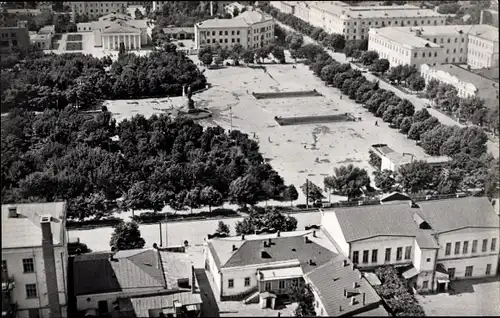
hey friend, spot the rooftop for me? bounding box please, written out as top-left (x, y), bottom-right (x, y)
top-left (159, 251), bottom-right (193, 290)
top-left (369, 27), bottom-right (441, 49)
top-left (422, 64), bottom-right (499, 108)
top-left (304, 255), bottom-right (386, 316)
top-left (73, 248), bottom-right (166, 296)
top-left (1, 202), bottom-right (66, 249)
top-left (207, 230), bottom-right (337, 273)
top-left (197, 10), bottom-right (273, 28)
top-left (467, 24), bottom-right (499, 42)
top-left (470, 66), bottom-right (499, 82)
top-left (126, 292), bottom-right (202, 317)
top-left (390, 24), bottom-right (498, 38)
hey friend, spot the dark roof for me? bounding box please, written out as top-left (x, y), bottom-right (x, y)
top-left (220, 235), bottom-right (336, 273)
top-left (415, 231), bottom-right (439, 249)
top-left (74, 249), bottom-right (166, 296)
top-left (417, 197), bottom-right (499, 233)
top-left (305, 255), bottom-right (383, 316)
top-left (380, 192), bottom-right (412, 203)
top-left (333, 204), bottom-right (420, 242)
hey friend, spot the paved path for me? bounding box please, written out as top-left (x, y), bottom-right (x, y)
top-left (195, 269), bottom-right (221, 317)
top-left (277, 22), bottom-right (499, 157)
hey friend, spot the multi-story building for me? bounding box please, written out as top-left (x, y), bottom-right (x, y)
top-left (368, 24), bottom-right (499, 69)
top-left (30, 25), bottom-right (55, 50)
top-left (71, 2), bottom-right (128, 21)
top-left (152, 1), bottom-right (166, 12)
top-left (194, 10), bottom-right (275, 50)
top-left (321, 195), bottom-right (499, 293)
top-left (1, 202), bottom-right (69, 318)
top-left (205, 229), bottom-right (389, 316)
top-left (0, 21), bottom-right (30, 54)
top-left (77, 13), bottom-right (151, 50)
top-left (420, 64), bottom-right (499, 109)
top-left (270, 1), bottom-right (448, 41)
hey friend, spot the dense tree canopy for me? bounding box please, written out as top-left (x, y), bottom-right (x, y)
top-left (109, 221), bottom-right (146, 250)
top-left (234, 209), bottom-right (298, 235)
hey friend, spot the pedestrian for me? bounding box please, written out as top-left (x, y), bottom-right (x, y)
top-left (375, 121), bottom-right (378, 126)
top-left (268, 137), bottom-right (271, 142)
top-left (340, 95), bottom-right (343, 100)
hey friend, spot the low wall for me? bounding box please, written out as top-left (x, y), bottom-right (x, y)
top-left (274, 113), bottom-right (358, 126)
top-left (252, 90), bottom-right (322, 99)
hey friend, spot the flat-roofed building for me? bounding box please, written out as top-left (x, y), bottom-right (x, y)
top-left (71, 2), bottom-right (128, 21)
top-left (0, 21), bottom-right (30, 54)
top-left (194, 10), bottom-right (275, 50)
top-left (368, 24), bottom-right (499, 68)
top-left (30, 25), bottom-right (55, 50)
top-left (420, 64), bottom-right (499, 109)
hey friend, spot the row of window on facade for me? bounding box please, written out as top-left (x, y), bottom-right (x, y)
top-left (74, 3), bottom-right (125, 8)
top-left (205, 38), bottom-right (240, 44)
top-left (342, 18), bottom-right (445, 27)
top-left (352, 246), bottom-right (412, 264)
top-left (227, 277), bottom-right (299, 289)
top-left (470, 37), bottom-right (493, 49)
top-left (444, 238), bottom-right (496, 256)
top-left (79, 8), bottom-right (120, 14)
top-left (448, 264), bottom-right (493, 279)
top-left (2, 259), bottom-right (38, 298)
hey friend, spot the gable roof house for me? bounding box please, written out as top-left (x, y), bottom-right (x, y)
top-left (321, 195), bottom-right (500, 293)
top-left (73, 248), bottom-right (201, 317)
top-left (204, 228), bottom-right (388, 315)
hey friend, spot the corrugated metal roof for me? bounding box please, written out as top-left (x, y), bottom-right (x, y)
top-left (130, 292), bottom-right (202, 317)
top-left (1, 202), bottom-right (66, 249)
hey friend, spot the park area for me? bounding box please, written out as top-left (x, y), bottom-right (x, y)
top-left (106, 52), bottom-right (429, 203)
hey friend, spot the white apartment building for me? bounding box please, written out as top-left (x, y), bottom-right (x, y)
top-left (1, 203), bottom-right (68, 318)
top-left (321, 195), bottom-right (499, 293)
top-left (71, 2), bottom-right (128, 21)
top-left (368, 24), bottom-right (499, 69)
top-left (194, 10), bottom-right (275, 50)
top-left (152, 1), bottom-right (166, 12)
top-left (270, 1), bottom-right (448, 41)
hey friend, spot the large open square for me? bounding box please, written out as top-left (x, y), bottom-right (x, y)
top-left (415, 277), bottom-right (500, 316)
top-left (106, 53), bottom-right (429, 202)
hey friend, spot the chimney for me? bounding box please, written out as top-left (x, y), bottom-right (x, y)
top-left (155, 248), bottom-right (161, 270)
top-left (232, 244), bottom-right (237, 252)
top-left (343, 288), bottom-right (347, 298)
top-left (153, 243), bottom-right (158, 249)
top-left (312, 230), bottom-right (316, 237)
top-left (268, 238), bottom-right (272, 246)
top-left (353, 282), bottom-right (359, 289)
top-left (277, 230), bottom-right (281, 237)
top-left (241, 234), bottom-right (245, 240)
top-left (261, 250), bottom-right (266, 258)
top-left (304, 236), bottom-right (310, 243)
top-left (362, 292), bottom-right (366, 306)
top-left (210, 1), bottom-right (214, 16)
top-left (351, 297), bottom-right (356, 306)
top-left (263, 241), bottom-right (268, 248)
top-left (343, 260), bottom-right (348, 267)
top-left (359, 272), bottom-right (363, 279)
top-left (339, 305), bottom-right (343, 312)
top-left (351, 263), bottom-right (355, 271)
top-left (8, 207), bottom-right (17, 218)
top-left (191, 265), bottom-right (196, 293)
top-left (40, 215), bottom-right (62, 318)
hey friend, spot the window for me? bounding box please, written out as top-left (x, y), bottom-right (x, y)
top-left (472, 240), bottom-right (478, 253)
top-left (231, 38), bottom-right (234, 43)
top-left (414, 52), bottom-right (417, 58)
top-left (440, 38), bottom-right (443, 44)
top-left (433, 38), bottom-right (436, 43)
top-left (206, 39), bottom-right (210, 44)
top-left (236, 30), bottom-right (240, 35)
top-left (385, 248), bottom-right (391, 262)
top-left (354, 22), bottom-right (357, 25)
top-left (395, 21), bottom-right (398, 25)
top-left (219, 39), bottom-right (222, 43)
top-left (224, 38), bottom-right (228, 43)
top-left (23, 258), bottom-right (34, 273)
top-left (445, 57), bottom-right (448, 63)
top-left (405, 246), bottom-right (411, 260)
top-left (26, 284), bottom-right (37, 298)
top-left (265, 282), bottom-right (271, 291)
top-left (388, 21), bottom-right (391, 25)
top-left (228, 279), bottom-right (234, 288)
top-left (224, 31), bottom-right (228, 36)
top-left (452, 57), bottom-right (455, 62)
top-left (368, 21), bottom-right (371, 25)
top-left (371, 249), bottom-right (378, 263)
top-left (244, 277), bottom-right (250, 287)
top-left (375, 21), bottom-right (378, 25)
top-left (445, 243), bottom-right (452, 256)
top-left (463, 241), bottom-right (469, 254)
top-left (460, 48), bottom-right (463, 53)
top-left (292, 279), bottom-right (299, 286)
top-left (422, 280), bottom-right (429, 289)
top-left (453, 48), bottom-right (456, 53)
top-left (447, 38), bottom-right (450, 43)
top-left (482, 239), bottom-right (488, 252)
top-left (236, 38), bottom-right (240, 43)
top-left (396, 247), bottom-right (402, 261)
top-left (212, 31), bottom-right (215, 36)
top-left (231, 30), bottom-right (234, 36)
top-left (352, 251), bottom-right (359, 264)
top-left (362, 250), bottom-right (369, 264)
top-left (454, 242), bottom-right (461, 255)
top-left (486, 264), bottom-right (492, 275)
top-left (465, 266), bottom-right (473, 277)
top-left (426, 258), bottom-right (431, 262)
top-left (448, 267), bottom-right (455, 279)
top-left (446, 49), bottom-right (450, 54)
top-left (279, 280), bottom-right (285, 289)
top-left (219, 31), bottom-right (222, 36)
top-left (491, 238), bottom-right (497, 251)
top-left (434, 52), bottom-right (437, 57)
top-left (461, 38), bottom-right (464, 43)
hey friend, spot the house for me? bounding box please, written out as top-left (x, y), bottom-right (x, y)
top-left (162, 27), bottom-right (195, 40)
top-left (0, 21), bottom-right (30, 54)
top-left (321, 196), bottom-right (500, 293)
top-left (70, 2), bottom-right (128, 21)
top-left (73, 248), bottom-right (201, 317)
top-left (371, 144), bottom-right (451, 172)
top-left (30, 25), bottom-right (55, 50)
top-left (1, 202), bottom-right (69, 318)
top-left (77, 13), bottom-right (151, 50)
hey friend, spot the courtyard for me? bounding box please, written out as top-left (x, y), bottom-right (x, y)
top-left (106, 52), bottom-right (429, 203)
top-left (415, 277), bottom-right (500, 316)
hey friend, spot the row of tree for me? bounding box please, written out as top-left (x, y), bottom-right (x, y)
top-left (278, 27), bottom-right (498, 197)
top-left (198, 42), bottom-right (287, 67)
top-left (1, 107), bottom-right (295, 220)
top-left (1, 45), bottom-right (206, 112)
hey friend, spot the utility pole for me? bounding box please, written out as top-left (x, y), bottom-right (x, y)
top-left (306, 178), bottom-right (309, 209)
top-left (230, 106), bottom-right (233, 131)
top-left (164, 212), bottom-right (168, 247)
top-left (159, 222), bottom-right (163, 247)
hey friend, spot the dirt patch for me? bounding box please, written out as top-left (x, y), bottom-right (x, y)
top-left (253, 90), bottom-right (322, 100)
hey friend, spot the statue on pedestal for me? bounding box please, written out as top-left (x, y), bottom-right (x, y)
top-left (184, 85), bottom-right (195, 112)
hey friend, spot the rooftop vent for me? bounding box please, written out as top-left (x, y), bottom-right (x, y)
top-left (304, 236), bottom-right (310, 244)
top-left (241, 234), bottom-right (245, 240)
top-left (312, 230), bottom-right (316, 237)
top-left (339, 305), bottom-right (343, 312)
top-left (343, 259), bottom-right (348, 267)
top-left (362, 292), bottom-right (366, 306)
top-left (353, 282), bottom-right (359, 289)
top-left (277, 230), bottom-right (281, 237)
top-left (308, 259), bottom-right (316, 266)
top-left (41, 216), bottom-right (51, 223)
top-left (263, 241), bottom-right (268, 248)
top-left (8, 207), bottom-right (17, 218)
top-left (351, 297), bottom-right (356, 306)
top-left (232, 244), bottom-right (238, 252)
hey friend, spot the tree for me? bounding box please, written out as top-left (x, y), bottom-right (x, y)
top-left (215, 220), bottom-right (230, 236)
top-left (300, 180), bottom-right (324, 204)
top-left (271, 46), bottom-right (286, 64)
top-left (458, 96), bottom-right (485, 120)
top-left (214, 56), bottom-right (223, 67)
top-left (234, 209), bottom-right (297, 235)
top-left (407, 117), bottom-right (439, 140)
top-left (241, 49), bottom-right (255, 64)
top-left (232, 6), bottom-right (240, 17)
top-left (396, 161), bottom-right (435, 193)
top-left (184, 187), bottom-right (201, 213)
top-left (399, 116), bottom-right (413, 134)
top-left (325, 164), bottom-right (371, 200)
top-left (118, 42), bottom-right (126, 55)
top-left (122, 181), bottom-right (150, 218)
top-left (292, 284), bottom-right (316, 317)
top-left (396, 99), bottom-right (415, 117)
top-left (369, 58), bottom-right (390, 74)
top-left (425, 78), bottom-right (440, 103)
top-left (286, 33), bottom-right (304, 51)
top-left (420, 124), bottom-right (456, 155)
top-left (412, 108), bottom-right (431, 123)
top-left (109, 221), bottom-right (146, 250)
top-left (360, 50), bottom-right (379, 66)
top-left (229, 175), bottom-right (260, 206)
top-left (373, 169), bottom-right (396, 193)
top-left (283, 184), bottom-right (299, 206)
top-left (408, 74), bottom-right (426, 92)
top-left (201, 52), bottom-right (213, 66)
top-left (200, 186), bottom-right (223, 212)
top-left (134, 8), bottom-right (144, 19)
top-left (322, 33), bottom-right (345, 50)
top-left (382, 105), bottom-right (399, 123)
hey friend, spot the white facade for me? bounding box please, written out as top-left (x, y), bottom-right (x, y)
top-left (71, 2), bottom-right (128, 21)
top-left (2, 247), bottom-right (68, 318)
top-left (436, 228), bottom-right (499, 279)
top-left (467, 31), bottom-right (499, 69)
top-left (420, 64), bottom-right (477, 99)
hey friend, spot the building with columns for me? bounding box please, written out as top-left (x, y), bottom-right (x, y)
top-left (77, 13), bottom-right (151, 50)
